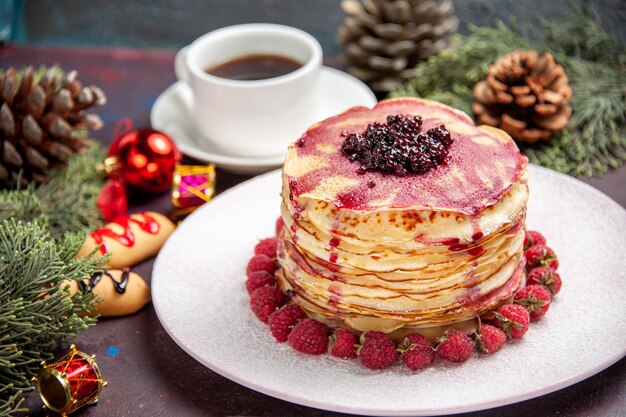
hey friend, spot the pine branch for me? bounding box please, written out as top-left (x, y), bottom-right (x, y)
top-left (0, 142), bottom-right (105, 416)
top-left (542, 2), bottom-right (626, 67)
top-left (0, 144), bottom-right (105, 239)
top-left (0, 385), bottom-right (26, 417)
top-left (390, 21), bottom-right (540, 112)
top-left (390, 8), bottom-right (626, 177)
top-left (0, 220), bottom-right (102, 416)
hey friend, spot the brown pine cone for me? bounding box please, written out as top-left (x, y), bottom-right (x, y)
top-left (338, 0), bottom-right (458, 93)
top-left (0, 66), bottom-right (106, 187)
top-left (472, 50), bottom-right (572, 144)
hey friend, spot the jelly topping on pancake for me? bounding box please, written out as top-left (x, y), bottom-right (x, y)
top-left (285, 98), bottom-right (527, 215)
top-left (341, 114), bottom-right (453, 176)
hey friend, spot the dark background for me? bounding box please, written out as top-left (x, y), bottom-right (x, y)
top-left (5, 0), bottom-right (626, 54)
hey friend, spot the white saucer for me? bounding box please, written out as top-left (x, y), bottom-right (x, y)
top-left (150, 67), bottom-right (377, 175)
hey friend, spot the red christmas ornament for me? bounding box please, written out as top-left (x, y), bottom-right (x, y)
top-left (107, 125), bottom-right (181, 193)
top-left (96, 178), bottom-right (127, 221)
top-left (96, 121), bottom-right (180, 220)
top-left (33, 345), bottom-right (106, 416)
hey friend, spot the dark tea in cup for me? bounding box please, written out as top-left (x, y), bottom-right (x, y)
top-left (205, 54), bottom-right (303, 81)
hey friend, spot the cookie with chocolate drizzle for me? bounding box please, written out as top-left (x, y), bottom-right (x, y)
top-left (65, 269), bottom-right (151, 317)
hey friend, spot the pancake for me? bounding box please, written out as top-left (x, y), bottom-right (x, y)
top-left (284, 98), bottom-right (526, 216)
top-left (277, 97), bottom-right (529, 335)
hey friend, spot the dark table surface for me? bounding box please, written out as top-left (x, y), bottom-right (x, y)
top-left (2, 45), bottom-right (625, 417)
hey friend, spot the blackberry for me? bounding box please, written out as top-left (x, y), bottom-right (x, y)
top-left (428, 126), bottom-right (453, 147)
top-left (341, 114), bottom-right (453, 176)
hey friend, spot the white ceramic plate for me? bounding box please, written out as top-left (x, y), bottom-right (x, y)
top-left (152, 165), bottom-right (626, 416)
top-left (150, 67), bottom-right (377, 175)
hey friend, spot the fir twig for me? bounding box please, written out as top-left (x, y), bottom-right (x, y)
top-left (0, 144), bottom-right (105, 239)
top-left (0, 143), bottom-right (105, 416)
top-left (0, 220), bottom-right (101, 416)
top-left (390, 8), bottom-right (626, 177)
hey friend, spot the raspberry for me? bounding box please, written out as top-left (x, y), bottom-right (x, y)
top-left (515, 284), bottom-right (552, 320)
top-left (246, 254), bottom-right (276, 278)
top-left (329, 328), bottom-right (358, 359)
top-left (358, 331), bottom-right (397, 369)
top-left (436, 329), bottom-right (473, 363)
top-left (475, 324), bottom-right (507, 354)
top-left (245, 270), bottom-right (276, 294)
top-left (525, 244), bottom-right (559, 271)
top-left (268, 304), bottom-right (306, 342)
top-left (288, 318), bottom-right (329, 355)
top-left (275, 217), bottom-right (285, 236)
top-left (524, 230), bottom-right (546, 250)
top-left (250, 286), bottom-right (285, 323)
top-left (527, 266), bottom-right (562, 296)
top-left (398, 333), bottom-right (435, 371)
top-left (494, 304), bottom-right (530, 340)
top-left (254, 237), bottom-right (278, 259)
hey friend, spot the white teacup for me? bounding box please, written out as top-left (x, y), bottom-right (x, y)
top-left (174, 24), bottom-right (323, 158)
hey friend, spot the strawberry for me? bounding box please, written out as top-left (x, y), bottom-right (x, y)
top-left (245, 270), bottom-right (276, 294)
top-left (268, 304), bottom-right (306, 342)
top-left (515, 284), bottom-right (551, 320)
top-left (525, 244), bottom-right (559, 271)
top-left (250, 286), bottom-right (285, 323)
top-left (398, 333), bottom-right (435, 371)
top-left (527, 266), bottom-right (562, 296)
top-left (358, 331), bottom-right (397, 370)
top-left (493, 304), bottom-right (530, 340)
top-left (524, 230), bottom-right (546, 250)
top-left (475, 323), bottom-right (506, 354)
top-left (288, 318), bottom-right (329, 355)
top-left (436, 329), bottom-right (473, 363)
top-left (254, 237), bottom-right (279, 259)
top-left (246, 254), bottom-right (276, 278)
top-left (329, 328), bottom-right (358, 359)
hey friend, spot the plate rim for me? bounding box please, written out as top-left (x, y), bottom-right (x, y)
top-left (152, 164), bottom-right (626, 416)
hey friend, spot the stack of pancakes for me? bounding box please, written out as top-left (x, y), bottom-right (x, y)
top-left (277, 98), bottom-right (529, 336)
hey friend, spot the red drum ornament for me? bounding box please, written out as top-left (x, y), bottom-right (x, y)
top-left (33, 345), bottom-right (106, 416)
top-left (107, 127), bottom-right (181, 193)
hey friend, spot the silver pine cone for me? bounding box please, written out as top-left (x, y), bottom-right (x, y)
top-left (337, 0), bottom-right (459, 93)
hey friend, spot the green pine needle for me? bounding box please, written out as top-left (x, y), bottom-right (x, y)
top-left (390, 7), bottom-right (626, 177)
top-left (0, 144), bottom-right (105, 416)
top-left (0, 145), bottom-right (106, 239)
top-left (0, 220), bottom-right (102, 416)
